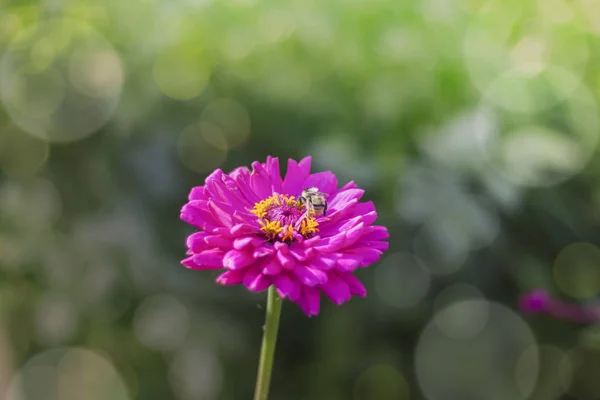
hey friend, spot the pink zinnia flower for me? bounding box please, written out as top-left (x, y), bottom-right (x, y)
top-left (180, 156), bottom-right (389, 316)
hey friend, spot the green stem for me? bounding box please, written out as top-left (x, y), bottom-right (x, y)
top-left (253, 285), bottom-right (283, 400)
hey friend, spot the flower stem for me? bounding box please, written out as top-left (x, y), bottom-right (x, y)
top-left (253, 285), bottom-right (283, 400)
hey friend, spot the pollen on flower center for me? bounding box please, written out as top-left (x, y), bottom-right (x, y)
top-left (251, 193), bottom-right (319, 242)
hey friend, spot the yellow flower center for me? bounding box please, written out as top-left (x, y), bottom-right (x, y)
top-left (259, 220), bottom-right (283, 240)
top-left (251, 193), bottom-right (319, 242)
top-left (300, 217), bottom-right (319, 235)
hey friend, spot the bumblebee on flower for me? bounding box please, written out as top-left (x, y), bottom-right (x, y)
top-left (298, 187), bottom-right (328, 217)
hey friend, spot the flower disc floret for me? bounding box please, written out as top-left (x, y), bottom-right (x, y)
top-left (251, 193), bottom-right (318, 243)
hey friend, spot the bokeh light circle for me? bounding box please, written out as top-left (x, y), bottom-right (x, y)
top-left (434, 283), bottom-right (485, 316)
top-left (177, 122), bottom-right (229, 174)
top-left (0, 126), bottom-right (49, 177)
top-left (133, 295), bottom-right (190, 352)
top-left (374, 252), bottom-right (431, 308)
top-left (222, 29), bottom-right (258, 61)
top-left (257, 10), bottom-right (296, 44)
top-left (199, 98), bottom-right (251, 148)
top-left (415, 300), bottom-right (538, 400)
top-left (68, 48), bottom-right (123, 99)
top-left (34, 293), bottom-right (78, 346)
top-left (0, 178), bottom-right (62, 233)
top-left (564, 345), bottom-right (600, 399)
top-left (353, 364), bottom-right (409, 400)
top-left (255, 62), bottom-right (311, 101)
top-left (169, 344), bottom-right (223, 400)
top-left (553, 242), bottom-right (600, 300)
top-left (0, 19), bottom-right (124, 143)
top-left (515, 345), bottom-right (572, 400)
top-left (434, 299), bottom-right (491, 341)
top-left (7, 66), bottom-right (66, 118)
top-left (475, 83), bottom-right (599, 188)
top-left (463, 0), bottom-right (589, 113)
top-left (412, 225), bottom-right (468, 276)
top-left (153, 46), bottom-right (210, 100)
top-left (536, 0), bottom-right (575, 26)
top-left (481, 66), bottom-right (583, 114)
top-left (6, 347), bottom-right (131, 400)
top-left (399, 162), bottom-right (500, 275)
top-left (573, 0), bottom-right (600, 35)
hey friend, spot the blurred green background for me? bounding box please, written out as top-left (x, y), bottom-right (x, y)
top-left (2, 0), bottom-right (600, 399)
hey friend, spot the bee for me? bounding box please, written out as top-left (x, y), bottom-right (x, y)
top-left (298, 187), bottom-right (329, 217)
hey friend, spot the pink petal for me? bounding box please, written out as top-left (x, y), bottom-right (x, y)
top-left (250, 161), bottom-right (273, 199)
top-left (337, 180), bottom-right (357, 192)
top-left (182, 250), bottom-right (224, 270)
top-left (230, 224), bottom-right (257, 237)
top-left (273, 241), bottom-right (287, 252)
top-left (181, 256), bottom-right (197, 269)
top-left (293, 265), bottom-right (328, 287)
top-left (203, 169), bottom-right (223, 192)
top-left (360, 240), bottom-right (389, 252)
top-left (233, 236), bottom-right (263, 250)
top-left (265, 156), bottom-right (283, 193)
top-left (296, 294), bottom-right (311, 316)
top-left (207, 178), bottom-right (250, 210)
top-left (207, 200), bottom-right (234, 228)
top-left (328, 188), bottom-right (364, 210)
top-left (180, 202), bottom-right (220, 231)
top-left (213, 227), bottom-right (233, 237)
top-left (253, 246), bottom-right (274, 258)
top-left (311, 254), bottom-right (337, 271)
top-left (186, 232), bottom-right (210, 252)
top-left (298, 156), bottom-right (312, 174)
top-left (339, 215), bottom-right (364, 230)
top-left (193, 250), bottom-right (225, 268)
top-left (223, 249), bottom-right (256, 270)
top-left (188, 186), bottom-right (207, 201)
top-left (360, 211), bottom-right (378, 227)
top-left (325, 198), bottom-right (358, 222)
top-left (282, 157), bottom-right (312, 195)
top-left (336, 272), bottom-right (367, 297)
top-left (320, 273), bottom-right (351, 305)
top-left (362, 226), bottom-right (389, 241)
top-left (302, 236), bottom-right (321, 247)
top-left (262, 260), bottom-right (282, 275)
top-left (297, 286), bottom-right (321, 317)
top-left (349, 247), bottom-right (383, 266)
top-left (305, 286), bottom-right (321, 316)
top-left (314, 233), bottom-right (346, 252)
top-left (302, 171), bottom-right (338, 196)
top-left (335, 253), bottom-right (363, 272)
top-left (243, 268), bottom-right (271, 292)
top-left (230, 166), bottom-right (261, 203)
top-left (276, 250), bottom-right (296, 270)
top-left (290, 247), bottom-right (316, 263)
top-left (232, 210), bottom-right (257, 224)
top-left (216, 269), bottom-right (245, 285)
top-left (319, 215), bottom-right (362, 237)
top-left (351, 201), bottom-right (376, 217)
top-left (343, 222), bottom-right (365, 248)
top-left (330, 188), bottom-right (365, 208)
top-left (274, 274), bottom-right (302, 301)
top-left (204, 235), bottom-right (233, 249)
top-left (204, 168), bottom-right (224, 186)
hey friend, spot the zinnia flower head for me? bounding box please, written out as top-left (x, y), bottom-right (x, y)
top-left (180, 156), bottom-right (389, 316)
